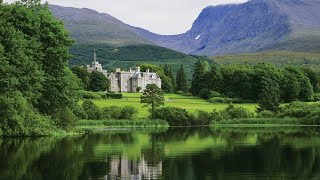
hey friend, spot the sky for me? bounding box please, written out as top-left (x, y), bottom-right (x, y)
top-left (4, 0), bottom-right (248, 35)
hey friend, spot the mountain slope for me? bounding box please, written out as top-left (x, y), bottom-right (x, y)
top-left (134, 0), bottom-right (320, 55)
top-left (49, 5), bottom-right (151, 46)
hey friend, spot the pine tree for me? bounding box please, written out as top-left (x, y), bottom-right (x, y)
top-left (176, 64), bottom-right (188, 93)
top-left (191, 61), bottom-right (207, 95)
top-left (169, 65), bottom-right (176, 91)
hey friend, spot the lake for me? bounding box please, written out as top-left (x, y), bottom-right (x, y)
top-left (1, 127), bottom-right (320, 180)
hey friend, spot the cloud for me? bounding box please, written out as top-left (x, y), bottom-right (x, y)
top-left (3, 0), bottom-right (248, 35)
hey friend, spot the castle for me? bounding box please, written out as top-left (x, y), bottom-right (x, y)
top-left (87, 51), bottom-right (161, 92)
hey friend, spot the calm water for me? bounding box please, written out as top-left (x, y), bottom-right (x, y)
top-left (1, 127), bottom-right (320, 180)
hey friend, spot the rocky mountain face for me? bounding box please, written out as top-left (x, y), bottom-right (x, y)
top-left (133, 0), bottom-right (320, 55)
top-left (49, 5), bottom-right (152, 46)
top-left (49, 0), bottom-right (320, 55)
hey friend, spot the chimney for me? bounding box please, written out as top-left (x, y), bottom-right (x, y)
top-left (137, 66), bottom-right (140, 72)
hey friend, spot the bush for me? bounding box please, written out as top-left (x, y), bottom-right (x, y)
top-left (154, 107), bottom-right (191, 126)
top-left (52, 108), bottom-right (77, 130)
top-left (220, 104), bottom-right (253, 119)
top-left (209, 97), bottom-right (233, 103)
top-left (313, 93), bottom-right (320, 102)
top-left (73, 105), bottom-right (88, 120)
top-left (199, 88), bottom-right (211, 99)
top-left (101, 106), bottom-right (122, 119)
top-left (106, 93), bottom-right (123, 99)
top-left (256, 110), bottom-right (275, 118)
top-left (192, 111), bottom-right (213, 126)
top-left (278, 101), bottom-right (320, 118)
top-left (120, 106), bottom-right (139, 119)
top-left (303, 111), bottom-right (320, 125)
top-left (82, 100), bottom-right (101, 120)
top-left (209, 91), bottom-right (225, 98)
top-left (80, 90), bottom-right (102, 99)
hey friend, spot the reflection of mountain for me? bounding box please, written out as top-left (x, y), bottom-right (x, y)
top-left (108, 155), bottom-right (162, 180)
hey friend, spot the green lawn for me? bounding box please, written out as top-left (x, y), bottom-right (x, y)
top-left (90, 93), bottom-right (258, 119)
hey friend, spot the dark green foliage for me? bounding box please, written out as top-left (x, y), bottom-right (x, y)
top-left (191, 61), bottom-right (208, 95)
top-left (140, 84), bottom-right (165, 119)
top-left (80, 90), bottom-right (103, 99)
top-left (278, 102), bottom-right (318, 118)
top-left (221, 105), bottom-right (254, 119)
top-left (140, 64), bottom-right (174, 93)
top-left (176, 64), bottom-right (189, 93)
top-left (209, 97), bottom-right (234, 104)
top-left (256, 110), bottom-right (276, 118)
top-left (0, 1), bottom-right (81, 135)
top-left (199, 88), bottom-right (211, 100)
top-left (82, 100), bottom-right (100, 120)
top-left (52, 108), bottom-right (77, 130)
top-left (257, 78), bottom-right (281, 112)
top-left (303, 111), bottom-right (320, 125)
top-left (120, 106), bottom-right (139, 120)
top-left (101, 106), bottom-right (122, 119)
top-left (100, 106), bottom-right (138, 120)
top-left (192, 111), bottom-right (214, 126)
top-left (71, 66), bottom-right (90, 89)
top-left (154, 107), bottom-right (191, 126)
top-left (106, 93), bottom-right (123, 99)
top-left (73, 104), bottom-right (88, 120)
top-left (0, 92), bottom-right (56, 136)
top-left (302, 67), bottom-right (320, 93)
top-left (193, 63), bottom-right (317, 106)
top-left (89, 71), bottom-right (109, 92)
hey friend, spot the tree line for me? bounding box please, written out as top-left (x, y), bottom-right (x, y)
top-left (191, 61), bottom-right (320, 112)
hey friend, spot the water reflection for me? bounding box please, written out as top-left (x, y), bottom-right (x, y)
top-left (1, 127), bottom-right (320, 180)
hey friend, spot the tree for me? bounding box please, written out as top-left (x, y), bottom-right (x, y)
top-left (89, 71), bottom-right (109, 92)
top-left (140, 84), bottom-right (165, 120)
top-left (257, 78), bottom-right (281, 112)
top-left (71, 66), bottom-right (90, 90)
top-left (140, 63), bottom-right (173, 93)
top-left (191, 61), bottom-right (208, 95)
top-left (176, 64), bottom-right (188, 93)
top-left (168, 65), bottom-right (176, 91)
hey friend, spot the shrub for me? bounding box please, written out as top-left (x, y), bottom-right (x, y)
top-left (154, 107), bottom-right (191, 126)
top-left (101, 106), bottom-right (122, 119)
top-left (313, 93), bottom-right (320, 102)
top-left (120, 106), bottom-right (139, 119)
top-left (221, 104), bottom-right (253, 119)
top-left (209, 97), bottom-right (233, 104)
top-left (52, 108), bottom-right (77, 130)
top-left (82, 100), bottom-right (101, 120)
top-left (211, 109), bottom-right (223, 122)
top-left (209, 91), bottom-right (225, 98)
top-left (106, 93), bottom-right (123, 99)
top-left (303, 111), bottom-right (320, 125)
top-left (278, 101), bottom-right (320, 118)
top-left (192, 111), bottom-right (213, 126)
top-left (80, 90), bottom-right (102, 99)
top-left (199, 88), bottom-right (211, 99)
top-left (73, 104), bottom-right (88, 120)
top-left (256, 110), bottom-right (275, 118)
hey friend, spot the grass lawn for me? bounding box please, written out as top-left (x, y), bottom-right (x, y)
top-left (89, 93), bottom-right (258, 119)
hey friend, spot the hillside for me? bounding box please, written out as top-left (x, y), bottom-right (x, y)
top-left (49, 5), bottom-right (151, 46)
top-left (210, 51), bottom-right (320, 71)
top-left (70, 44), bottom-right (210, 80)
top-left (134, 0), bottom-right (320, 56)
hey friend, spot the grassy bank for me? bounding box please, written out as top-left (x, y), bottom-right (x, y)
top-left (75, 119), bottom-right (169, 131)
top-left (87, 93), bottom-right (257, 119)
top-left (211, 118), bottom-right (302, 127)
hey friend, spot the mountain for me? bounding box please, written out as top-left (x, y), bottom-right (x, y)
top-left (49, 5), bottom-right (152, 46)
top-left (134, 0), bottom-right (320, 56)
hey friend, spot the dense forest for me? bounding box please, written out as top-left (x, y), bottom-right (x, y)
top-left (191, 61), bottom-right (320, 111)
top-left (0, 0), bottom-right (81, 136)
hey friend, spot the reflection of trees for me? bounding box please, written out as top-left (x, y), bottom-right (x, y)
top-left (2, 127), bottom-right (320, 179)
